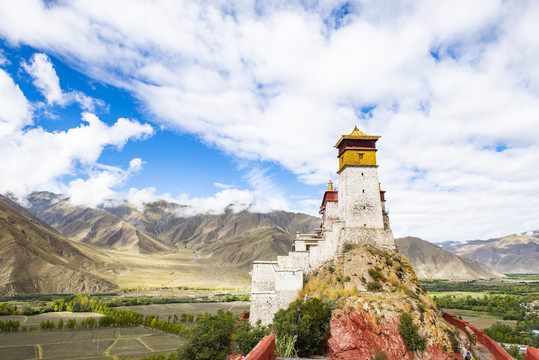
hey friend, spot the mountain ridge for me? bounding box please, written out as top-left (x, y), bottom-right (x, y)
top-left (395, 236), bottom-right (505, 280)
top-left (442, 233), bottom-right (539, 273)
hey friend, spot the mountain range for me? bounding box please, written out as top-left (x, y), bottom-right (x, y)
top-left (25, 192), bottom-right (320, 270)
top-left (2, 190), bottom-right (538, 295)
top-left (442, 233), bottom-right (539, 273)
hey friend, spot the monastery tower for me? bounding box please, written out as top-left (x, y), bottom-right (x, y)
top-left (249, 127), bottom-right (395, 325)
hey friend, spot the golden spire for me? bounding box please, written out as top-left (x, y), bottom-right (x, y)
top-left (328, 180), bottom-right (333, 191)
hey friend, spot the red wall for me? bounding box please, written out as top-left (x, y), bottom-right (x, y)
top-left (443, 312), bottom-right (513, 360)
top-left (526, 346), bottom-right (539, 360)
top-left (244, 335), bottom-right (276, 360)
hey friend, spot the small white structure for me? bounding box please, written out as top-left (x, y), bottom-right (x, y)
top-left (250, 127), bottom-right (396, 325)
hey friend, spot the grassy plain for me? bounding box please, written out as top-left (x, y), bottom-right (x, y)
top-left (97, 248), bottom-right (250, 290)
top-left (0, 326), bottom-right (181, 360)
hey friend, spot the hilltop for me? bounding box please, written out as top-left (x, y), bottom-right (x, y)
top-left (301, 243), bottom-right (463, 359)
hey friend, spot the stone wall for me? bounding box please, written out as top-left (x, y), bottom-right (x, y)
top-left (340, 227), bottom-right (396, 251)
top-left (250, 291), bottom-right (277, 325)
top-left (251, 261), bottom-right (277, 292)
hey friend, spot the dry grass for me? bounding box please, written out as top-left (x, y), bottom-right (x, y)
top-left (97, 248), bottom-right (250, 290)
top-left (388, 272), bottom-right (401, 288)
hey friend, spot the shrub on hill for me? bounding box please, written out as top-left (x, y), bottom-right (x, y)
top-left (273, 297), bottom-right (334, 357)
top-left (399, 312), bottom-right (426, 352)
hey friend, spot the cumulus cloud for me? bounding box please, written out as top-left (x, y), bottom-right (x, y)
top-left (0, 67), bottom-right (154, 201)
top-left (0, 68), bottom-right (33, 135)
top-left (1, 0), bottom-right (539, 240)
top-left (65, 159), bottom-right (145, 208)
top-left (22, 53), bottom-right (104, 111)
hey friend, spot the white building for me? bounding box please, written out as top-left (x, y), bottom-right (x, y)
top-left (249, 127), bottom-right (395, 325)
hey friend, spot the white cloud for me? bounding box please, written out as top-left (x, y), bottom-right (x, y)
top-left (176, 188), bottom-right (254, 217)
top-left (1, 0), bottom-right (539, 240)
top-left (0, 67), bottom-right (154, 201)
top-left (213, 182), bottom-right (235, 190)
top-left (22, 53), bottom-right (104, 111)
top-left (0, 50), bottom-right (7, 65)
top-left (0, 69), bottom-right (33, 136)
top-left (22, 53), bottom-right (63, 105)
top-left (65, 158), bottom-right (144, 208)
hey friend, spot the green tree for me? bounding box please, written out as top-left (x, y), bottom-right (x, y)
top-left (230, 319), bottom-right (270, 355)
top-left (273, 297), bottom-right (334, 357)
top-left (175, 309), bottom-right (237, 360)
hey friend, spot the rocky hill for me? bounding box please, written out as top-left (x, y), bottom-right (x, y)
top-left (0, 196), bottom-right (120, 296)
top-left (25, 192), bottom-right (173, 254)
top-left (443, 233), bottom-right (539, 273)
top-left (395, 237), bottom-right (505, 280)
top-left (302, 243), bottom-right (464, 359)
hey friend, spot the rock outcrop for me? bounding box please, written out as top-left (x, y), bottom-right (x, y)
top-left (329, 310), bottom-right (455, 360)
top-left (300, 243), bottom-right (464, 359)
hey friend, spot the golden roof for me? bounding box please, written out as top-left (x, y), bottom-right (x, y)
top-left (334, 125), bottom-right (381, 148)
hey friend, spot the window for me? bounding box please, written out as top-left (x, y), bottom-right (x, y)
top-left (358, 153), bottom-right (364, 159)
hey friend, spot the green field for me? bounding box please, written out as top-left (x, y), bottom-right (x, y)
top-left (0, 326), bottom-right (181, 360)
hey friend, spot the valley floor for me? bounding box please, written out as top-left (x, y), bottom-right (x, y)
top-left (97, 248), bottom-right (250, 290)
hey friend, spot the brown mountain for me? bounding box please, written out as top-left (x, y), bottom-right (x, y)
top-left (26, 192), bottom-right (320, 270)
top-left (395, 237), bottom-right (505, 280)
top-left (443, 233), bottom-right (539, 273)
top-left (26, 192), bottom-right (173, 254)
top-left (0, 196), bottom-right (120, 296)
top-left (106, 203), bottom-right (321, 269)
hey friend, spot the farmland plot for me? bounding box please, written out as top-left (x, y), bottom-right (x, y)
top-left (0, 326), bottom-right (181, 360)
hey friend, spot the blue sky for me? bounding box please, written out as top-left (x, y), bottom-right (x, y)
top-left (1, 0), bottom-right (539, 242)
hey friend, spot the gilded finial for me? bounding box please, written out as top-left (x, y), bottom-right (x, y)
top-left (328, 180), bottom-right (333, 191)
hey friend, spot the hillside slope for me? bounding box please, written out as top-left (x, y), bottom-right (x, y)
top-left (443, 233), bottom-right (539, 273)
top-left (0, 197), bottom-right (120, 296)
top-left (395, 237), bottom-right (504, 280)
